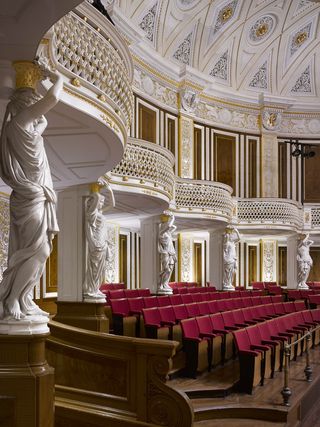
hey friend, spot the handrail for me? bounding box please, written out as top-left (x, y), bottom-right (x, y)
top-left (281, 324), bottom-right (319, 406)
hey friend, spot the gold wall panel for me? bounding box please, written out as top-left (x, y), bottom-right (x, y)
top-left (309, 247), bottom-right (320, 281)
top-left (193, 128), bottom-right (202, 180)
top-left (214, 133), bottom-right (236, 189)
top-left (278, 142), bottom-right (287, 198)
top-left (168, 117), bottom-right (176, 157)
top-left (278, 246), bottom-right (287, 286)
top-left (193, 242), bottom-right (202, 285)
top-left (305, 146), bottom-right (320, 203)
top-left (248, 139), bottom-right (257, 198)
top-left (248, 245), bottom-right (257, 284)
top-left (119, 234), bottom-right (128, 286)
top-left (138, 104), bottom-right (157, 143)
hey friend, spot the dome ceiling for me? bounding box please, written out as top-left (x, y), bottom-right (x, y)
top-left (114, 0), bottom-right (320, 106)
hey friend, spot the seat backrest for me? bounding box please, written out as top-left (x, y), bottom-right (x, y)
top-left (196, 315), bottom-right (213, 334)
top-left (261, 296), bottom-right (272, 304)
top-left (169, 294), bottom-right (183, 305)
top-left (128, 297), bottom-right (144, 312)
top-left (142, 307), bottom-right (161, 326)
top-left (251, 296), bottom-right (262, 306)
top-left (287, 290), bottom-right (301, 301)
top-left (271, 295), bottom-right (283, 303)
top-left (138, 289), bottom-right (151, 297)
top-left (283, 301), bottom-right (295, 313)
top-left (233, 309), bottom-right (245, 323)
top-left (251, 281), bottom-right (265, 290)
top-left (198, 301), bottom-right (210, 316)
top-left (232, 329), bottom-right (251, 352)
top-left (311, 308), bottom-right (320, 322)
top-left (257, 322), bottom-right (271, 340)
top-left (109, 290), bottom-right (125, 299)
top-left (143, 296), bottom-right (159, 308)
top-left (210, 313), bottom-right (225, 330)
top-left (124, 289), bottom-right (140, 298)
top-left (181, 318), bottom-right (200, 339)
top-left (186, 303), bottom-right (201, 318)
top-left (181, 294), bottom-right (193, 304)
top-left (172, 304), bottom-right (189, 321)
top-left (216, 300), bottom-right (228, 311)
top-left (241, 297), bottom-right (252, 307)
top-left (309, 294), bottom-right (320, 304)
top-left (159, 306), bottom-right (176, 323)
top-left (191, 293), bottom-right (203, 303)
top-left (110, 298), bottom-right (130, 316)
top-left (208, 300), bottom-right (218, 314)
top-left (294, 301), bottom-right (306, 312)
top-left (221, 311), bottom-right (236, 327)
top-left (157, 296), bottom-right (171, 307)
top-left (246, 325), bottom-right (262, 345)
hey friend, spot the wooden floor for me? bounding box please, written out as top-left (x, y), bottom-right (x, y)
top-left (168, 348), bottom-right (320, 426)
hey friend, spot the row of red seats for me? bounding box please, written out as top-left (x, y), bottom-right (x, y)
top-left (173, 286), bottom-right (216, 294)
top-left (169, 282), bottom-right (199, 288)
top-left (251, 281), bottom-right (277, 290)
top-left (287, 289), bottom-right (320, 301)
top-left (233, 309), bottom-right (320, 393)
top-left (103, 288), bottom-right (151, 301)
top-left (176, 301), bottom-right (309, 378)
top-left (111, 294), bottom-right (284, 321)
top-left (100, 283), bottom-right (125, 291)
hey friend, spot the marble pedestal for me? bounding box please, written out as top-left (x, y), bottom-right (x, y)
top-left (54, 301), bottom-right (109, 332)
top-left (0, 333), bottom-right (54, 427)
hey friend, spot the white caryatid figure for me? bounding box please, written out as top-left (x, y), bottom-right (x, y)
top-left (297, 233), bottom-right (313, 290)
top-left (83, 182), bottom-right (115, 301)
top-left (158, 212), bottom-right (177, 294)
top-left (0, 60), bottom-right (62, 322)
top-left (222, 226), bottom-right (240, 291)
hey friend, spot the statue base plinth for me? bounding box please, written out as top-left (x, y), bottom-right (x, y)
top-left (157, 288), bottom-right (173, 295)
top-left (0, 333), bottom-right (54, 427)
top-left (83, 296), bottom-right (106, 303)
top-left (54, 301), bottom-right (109, 332)
top-left (223, 285), bottom-right (235, 291)
top-left (0, 315), bottom-right (49, 335)
top-left (297, 284), bottom-right (309, 290)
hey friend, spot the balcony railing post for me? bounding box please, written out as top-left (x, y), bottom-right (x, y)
top-left (304, 332), bottom-right (312, 382)
top-left (281, 343), bottom-right (292, 406)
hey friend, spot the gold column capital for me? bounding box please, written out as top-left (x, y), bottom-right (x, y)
top-left (12, 60), bottom-right (42, 90)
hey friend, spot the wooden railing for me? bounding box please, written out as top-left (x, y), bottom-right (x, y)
top-left (47, 321), bottom-right (193, 427)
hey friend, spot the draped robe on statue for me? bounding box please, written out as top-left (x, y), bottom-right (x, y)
top-left (0, 116), bottom-right (59, 318)
top-left (83, 195), bottom-right (110, 298)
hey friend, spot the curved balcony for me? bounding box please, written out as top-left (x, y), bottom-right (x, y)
top-left (36, 1), bottom-right (134, 188)
top-left (236, 198), bottom-right (302, 231)
top-left (173, 178), bottom-right (234, 222)
top-left (106, 138), bottom-right (175, 204)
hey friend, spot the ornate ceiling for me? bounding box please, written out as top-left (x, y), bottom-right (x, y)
top-left (113, 0), bottom-right (320, 106)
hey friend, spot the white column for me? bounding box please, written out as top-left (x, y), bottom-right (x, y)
top-left (57, 184), bottom-right (88, 301)
top-left (208, 229), bottom-right (225, 290)
top-left (287, 235), bottom-right (298, 289)
top-left (140, 216), bottom-right (160, 294)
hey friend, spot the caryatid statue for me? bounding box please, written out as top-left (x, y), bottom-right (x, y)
top-left (0, 59), bottom-right (62, 322)
top-left (83, 182), bottom-right (115, 301)
top-left (297, 233), bottom-right (313, 290)
top-left (158, 212), bottom-right (177, 294)
top-left (222, 226), bottom-right (240, 291)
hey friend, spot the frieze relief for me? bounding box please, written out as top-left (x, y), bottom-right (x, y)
top-left (132, 62), bottom-right (320, 136)
top-left (133, 68), bottom-right (178, 108)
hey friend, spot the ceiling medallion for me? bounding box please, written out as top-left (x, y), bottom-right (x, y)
top-left (256, 23), bottom-right (268, 37)
top-left (249, 16), bottom-right (274, 43)
top-left (222, 6), bottom-right (233, 22)
top-left (295, 31), bottom-right (307, 46)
